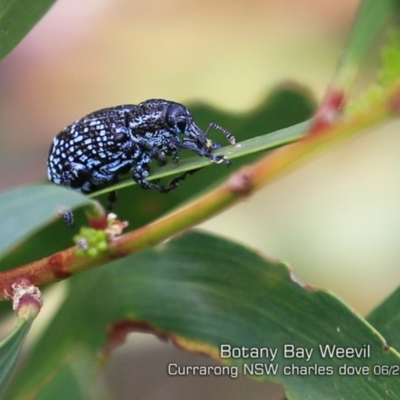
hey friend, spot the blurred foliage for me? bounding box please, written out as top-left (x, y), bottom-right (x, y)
top-left (0, 316), bottom-right (35, 399)
top-left (379, 31), bottom-right (400, 86)
top-left (368, 286), bottom-right (400, 350)
top-left (348, 30), bottom-right (400, 113)
top-left (7, 231), bottom-right (400, 400)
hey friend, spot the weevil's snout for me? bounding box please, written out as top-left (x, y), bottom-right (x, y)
top-left (208, 140), bottom-right (222, 151)
top-left (189, 124), bottom-right (209, 146)
top-left (186, 125), bottom-right (225, 156)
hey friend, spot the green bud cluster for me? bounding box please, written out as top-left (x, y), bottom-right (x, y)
top-left (73, 227), bottom-right (108, 258)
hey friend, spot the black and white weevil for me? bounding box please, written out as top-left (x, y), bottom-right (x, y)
top-left (48, 99), bottom-right (235, 214)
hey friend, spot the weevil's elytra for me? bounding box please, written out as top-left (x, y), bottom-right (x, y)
top-left (47, 99), bottom-right (235, 197)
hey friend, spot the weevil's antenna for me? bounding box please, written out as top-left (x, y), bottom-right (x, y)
top-left (205, 123), bottom-right (236, 145)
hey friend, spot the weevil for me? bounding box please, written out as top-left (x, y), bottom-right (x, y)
top-left (48, 99), bottom-right (235, 224)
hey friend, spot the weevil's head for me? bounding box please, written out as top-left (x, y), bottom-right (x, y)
top-left (164, 101), bottom-right (229, 165)
top-left (165, 102), bottom-right (209, 146)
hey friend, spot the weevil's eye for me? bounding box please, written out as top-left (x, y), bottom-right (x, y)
top-left (176, 119), bottom-right (187, 132)
top-left (166, 103), bottom-right (190, 133)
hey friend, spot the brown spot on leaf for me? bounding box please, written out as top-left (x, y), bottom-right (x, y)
top-left (100, 319), bottom-right (219, 364)
top-left (170, 335), bottom-right (220, 361)
top-left (101, 320), bottom-right (169, 361)
top-left (383, 341), bottom-right (390, 351)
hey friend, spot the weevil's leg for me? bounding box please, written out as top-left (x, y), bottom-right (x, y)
top-left (133, 169), bottom-right (182, 193)
top-left (65, 162), bottom-right (92, 179)
top-left (172, 148), bottom-right (180, 165)
top-left (149, 148), bottom-right (168, 167)
top-left (107, 190), bottom-right (117, 210)
top-left (204, 123), bottom-right (236, 145)
top-left (65, 162), bottom-right (119, 188)
top-left (63, 211), bottom-right (74, 228)
top-left (132, 159), bottom-right (169, 193)
top-left (168, 139), bottom-right (207, 157)
top-left (81, 180), bottom-right (100, 194)
top-left (57, 179), bottom-right (94, 228)
top-left (133, 170), bottom-right (176, 193)
top-left (132, 158), bottom-right (193, 193)
top-left (167, 168), bottom-right (201, 188)
top-left (171, 139), bottom-right (230, 165)
top-left (209, 153), bottom-right (230, 165)
top-left (92, 169), bottom-right (120, 185)
top-left (157, 168), bottom-right (201, 192)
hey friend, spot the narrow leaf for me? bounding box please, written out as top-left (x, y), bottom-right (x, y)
top-left (0, 0), bottom-right (56, 61)
top-left (367, 286), bottom-right (400, 351)
top-left (0, 184), bottom-right (91, 258)
top-left (334, 0), bottom-right (399, 90)
top-left (0, 317), bottom-right (35, 399)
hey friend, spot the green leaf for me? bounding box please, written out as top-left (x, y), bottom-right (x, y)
top-left (334, 0), bottom-right (400, 89)
top-left (345, 0), bottom-right (396, 64)
top-left (0, 0), bottom-right (56, 62)
top-left (8, 231), bottom-right (400, 400)
top-left (24, 351), bottom-right (103, 400)
top-left (367, 286), bottom-right (400, 351)
top-left (0, 316), bottom-right (35, 399)
top-left (0, 185), bottom-right (91, 259)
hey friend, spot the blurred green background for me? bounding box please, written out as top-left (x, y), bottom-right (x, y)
top-left (1, 0), bottom-right (400, 398)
